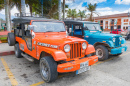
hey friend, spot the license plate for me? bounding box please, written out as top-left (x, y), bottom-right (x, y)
top-left (76, 61), bottom-right (90, 75)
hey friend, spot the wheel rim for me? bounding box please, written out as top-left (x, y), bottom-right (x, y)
top-left (41, 61), bottom-right (49, 80)
top-left (15, 45), bottom-right (18, 56)
top-left (96, 48), bottom-right (103, 59)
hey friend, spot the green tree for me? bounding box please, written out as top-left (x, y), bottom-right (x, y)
top-left (67, 9), bottom-right (72, 19)
top-left (0, 0), bottom-right (4, 10)
top-left (71, 9), bottom-right (77, 20)
top-left (78, 10), bottom-right (86, 20)
top-left (25, 0), bottom-right (38, 16)
top-left (87, 3), bottom-right (97, 21)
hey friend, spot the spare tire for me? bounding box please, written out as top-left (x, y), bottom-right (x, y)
top-left (8, 33), bottom-right (15, 46)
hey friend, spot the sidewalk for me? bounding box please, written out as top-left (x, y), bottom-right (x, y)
top-left (0, 43), bottom-right (14, 56)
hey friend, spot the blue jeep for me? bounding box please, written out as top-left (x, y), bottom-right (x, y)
top-left (64, 20), bottom-right (127, 61)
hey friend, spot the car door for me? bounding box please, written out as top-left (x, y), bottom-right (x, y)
top-left (73, 24), bottom-right (84, 38)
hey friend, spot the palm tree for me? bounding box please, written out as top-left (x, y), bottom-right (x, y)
top-left (71, 9), bottom-right (77, 20)
top-left (87, 3), bottom-right (97, 21)
top-left (63, 0), bottom-right (74, 20)
top-left (67, 9), bottom-right (72, 19)
top-left (78, 10), bottom-right (86, 20)
top-left (25, 0), bottom-right (38, 16)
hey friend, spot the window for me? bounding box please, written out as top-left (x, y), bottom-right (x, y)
top-left (75, 25), bottom-right (82, 30)
top-left (74, 25), bottom-right (82, 35)
top-left (106, 21), bottom-right (108, 24)
top-left (123, 27), bottom-right (125, 29)
top-left (32, 22), bottom-right (65, 32)
top-left (126, 27), bottom-right (128, 29)
top-left (124, 19), bottom-right (128, 22)
top-left (100, 20), bottom-right (103, 24)
top-left (84, 24), bottom-right (101, 30)
top-left (117, 25), bottom-right (121, 29)
top-left (111, 19), bottom-right (114, 24)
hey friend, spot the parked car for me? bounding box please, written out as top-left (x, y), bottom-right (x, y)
top-left (64, 20), bottom-right (127, 61)
top-left (8, 17), bottom-right (98, 82)
top-left (110, 29), bottom-right (123, 34)
top-left (110, 29), bottom-right (128, 36)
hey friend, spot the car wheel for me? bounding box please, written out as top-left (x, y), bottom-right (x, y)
top-left (95, 45), bottom-right (108, 61)
top-left (8, 33), bottom-right (15, 46)
top-left (15, 44), bottom-right (22, 58)
top-left (40, 56), bottom-right (58, 82)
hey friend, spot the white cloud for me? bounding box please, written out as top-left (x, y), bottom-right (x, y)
top-left (115, 0), bottom-right (130, 5)
top-left (96, 7), bottom-right (112, 11)
top-left (94, 9), bottom-right (130, 17)
top-left (65, 0), bottom-right (106, 4)
top-left (87, 0), bottom-right (106, 4)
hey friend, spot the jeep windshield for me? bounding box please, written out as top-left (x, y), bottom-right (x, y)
top-left (32, 21), bottom-right (66, 32)
top-left (84, 24), bottom-right (101, 31)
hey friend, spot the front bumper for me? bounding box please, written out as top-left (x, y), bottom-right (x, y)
top-left (57, 55), bottom-right (98, 73)
top-left (110, 45), bottom-right (127, 54)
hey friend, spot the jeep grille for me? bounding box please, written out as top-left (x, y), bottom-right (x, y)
top-left (70, 43), bottom-right (81, 59)
top-left (115, 37), bottom-right (120, 47)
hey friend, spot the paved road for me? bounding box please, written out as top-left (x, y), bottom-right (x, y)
top-left (0, 41), bottom-right (130, 86)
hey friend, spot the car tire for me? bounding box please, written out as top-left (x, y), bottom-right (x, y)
top-left (15, 43), bottom-right (22, 58)
top-left (8, 33), bottom-right (15, 46)
top-left (40, 56), bottom-right (58, 82)
top-left (95, 45), bottom-right (108, 61)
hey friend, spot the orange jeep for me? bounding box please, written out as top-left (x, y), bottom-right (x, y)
top-left (8, 17), bottom-right (98, 82)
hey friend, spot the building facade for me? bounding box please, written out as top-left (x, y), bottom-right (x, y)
top-left (94, 13), bottom-right (130, 31)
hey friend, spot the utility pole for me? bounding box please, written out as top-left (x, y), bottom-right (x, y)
top-left (58, 0), bottom-right (62, 20)
top-left (4, 0), bottom-right (11, 31)
top-left (21, 0), bottom-right (26, 17)
top-left (63, 0), bottom-right (65, 20)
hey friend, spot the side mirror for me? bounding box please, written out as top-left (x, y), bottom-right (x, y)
top-left (28, 25), bottom-right (37, 31)
top-left (69, 28), bottom-right (72, 33)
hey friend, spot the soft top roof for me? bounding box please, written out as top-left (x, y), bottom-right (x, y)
top-left (12, 17), bottom-right (58, 24)
top-left (64, 20), bottom-right (98, 24)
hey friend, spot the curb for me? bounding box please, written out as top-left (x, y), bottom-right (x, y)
top-left (0, 51), bottom-right (15, 56)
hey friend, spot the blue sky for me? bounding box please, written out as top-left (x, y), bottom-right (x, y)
top-left (65, 0), bottom-right (130, 16)
top-left (0, 0), bottom-right (130, 20)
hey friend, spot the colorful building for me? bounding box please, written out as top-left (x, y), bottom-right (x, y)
top-left (94, 13), bottom-right (130, 31)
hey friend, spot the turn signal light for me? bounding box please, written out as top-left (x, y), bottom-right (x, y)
top-left (66, 53), bottom-right (70, 58)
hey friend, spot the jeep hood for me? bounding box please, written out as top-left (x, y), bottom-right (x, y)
top-left (85, 32), bottom-right (121, 39)
top-left (35, 34), bottom-right (86, 46)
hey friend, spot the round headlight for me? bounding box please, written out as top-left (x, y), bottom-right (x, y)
top-left (64, 44), bottom-right (70, 52)
top-left (82, 42), bottom-right (87, 49)
top-left (119, 37), bottom-right (122, 41)
top-left (113, 38), bottom-right (116, 42)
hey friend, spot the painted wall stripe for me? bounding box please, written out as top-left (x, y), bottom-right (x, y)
top-left (1, 58), bottom-right (18, 85)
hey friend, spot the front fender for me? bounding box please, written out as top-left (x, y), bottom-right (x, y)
top-left (37, 46), bottom-right (67, 61)
top-left (121, 38), bottom-right (126, 44)
top-left (106, 41), bottom-right (114, 47)
top-left (85, 44), bottom-right (95, 55)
